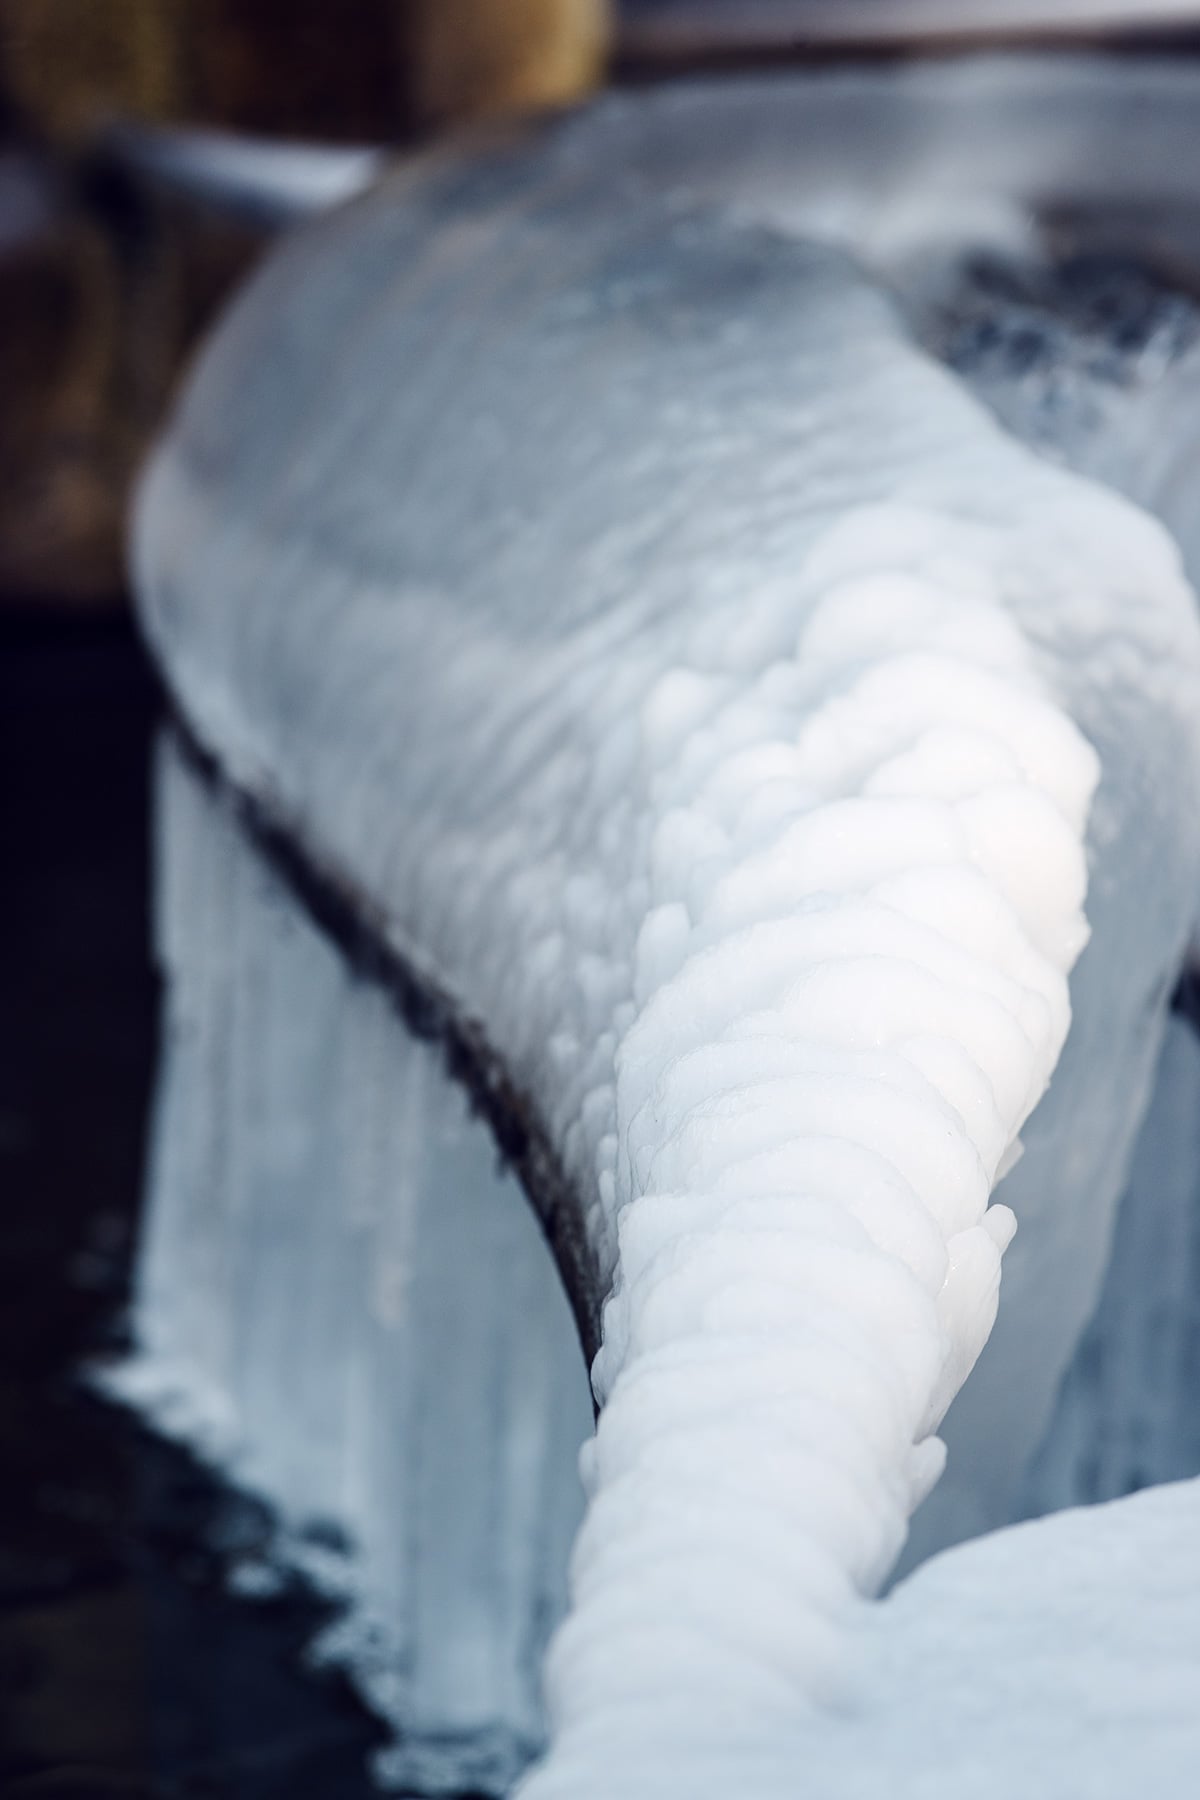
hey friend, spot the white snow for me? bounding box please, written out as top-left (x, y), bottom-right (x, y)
top-left (128, 62), bottom-right (1200, 1798)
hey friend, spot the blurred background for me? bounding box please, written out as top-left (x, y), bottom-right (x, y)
top-left (4, 3), bottom-right (1200, 1795)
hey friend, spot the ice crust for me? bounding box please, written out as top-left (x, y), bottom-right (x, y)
top-left (131, 63), bottom-right (1200, 1799)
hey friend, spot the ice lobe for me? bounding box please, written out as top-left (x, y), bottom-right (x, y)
top-left (132, 149), bottom-right (1200, 1790)
top-left (523, 1473), bottom-right (1200, 1800)
top-left (525, 538), bottom-right (1104, 1787)
top-left (547, 54), bottom-right (1200, 1557)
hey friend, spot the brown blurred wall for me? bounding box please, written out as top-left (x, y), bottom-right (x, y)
top-left (1, 0), bottom-right (611, 138)
top-left (0, 0), bottom-right (610, 607)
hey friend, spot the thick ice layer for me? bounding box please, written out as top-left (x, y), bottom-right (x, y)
top-left (131, 111), bottom-right (1200, 1790)
top-left (115, 740), bottom-right (592, 1795)
top-left (1024, 1011), bottom-right (1200, 1515)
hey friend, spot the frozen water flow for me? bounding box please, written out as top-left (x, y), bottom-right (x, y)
top-left (126, 59), bottom-right (1200, 1798)
top-left (1024, 1012), bottom-right (1200, 1516)
top-left (114, 741), bottom-right (592, 1795)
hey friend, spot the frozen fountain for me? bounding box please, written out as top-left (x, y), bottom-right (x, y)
top-left (116, 55), bottom-right (1200, 1797)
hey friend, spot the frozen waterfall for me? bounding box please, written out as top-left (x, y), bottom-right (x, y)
top-left (116, 55), bottom-right (1200, 1799)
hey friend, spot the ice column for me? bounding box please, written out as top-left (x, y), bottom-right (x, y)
top-left (122, 738), bottom-right (593, 1797)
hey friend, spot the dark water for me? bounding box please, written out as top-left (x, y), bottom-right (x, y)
top-left (0, 615), bottom-right (400, 1797)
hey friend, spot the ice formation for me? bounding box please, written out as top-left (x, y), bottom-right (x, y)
top-left (106, 121), bottom-right (384, 224)
top-left (126, 738), bottom-right (591, 1792)
top-left (125, 56), bottom-right (1200, 1799)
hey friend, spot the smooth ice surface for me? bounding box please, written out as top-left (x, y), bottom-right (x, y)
top-left (1025, 1012), bottom-right (1200, 1515)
